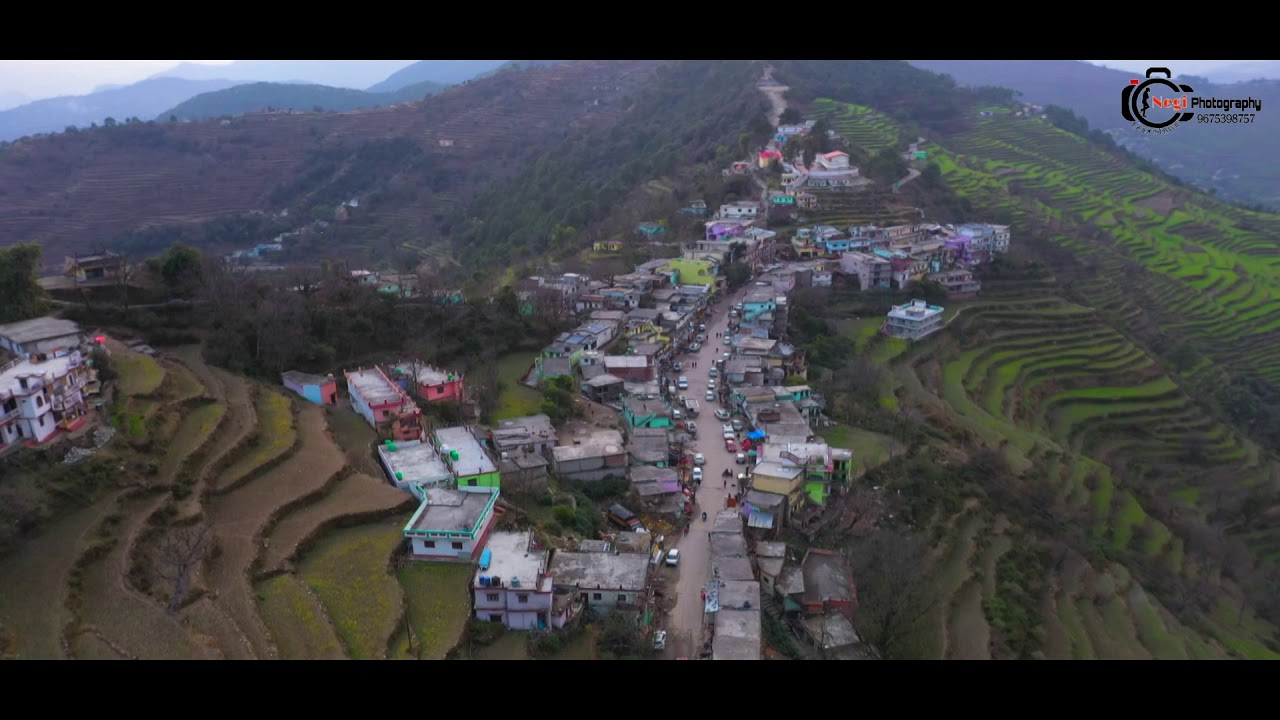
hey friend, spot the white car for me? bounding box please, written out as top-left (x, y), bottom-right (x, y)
top-left (715, 409), bottom-right (731, 420)
top-left (692, 467), bottom-right (703, 483)
top-left (722, 336), bottom-right (732, 345)
top-left (722, 424), bottom-right (733, 435)
top-left (693, 453), bottom-right (706, 466)
top-left (665, 549), bottom-right (680, 567)
top-left (653, 629), bottom-right (668, 651)
top-left (707, 380), bottom-right (716, 391)
top-left (736, 453), bottom-right (746, 464)
top-left (708, 368), bottom-right (718, 378)
top-left (705, 390), bottom-right (715, 401)
top-left (677, 376), bottom-right (689, 390)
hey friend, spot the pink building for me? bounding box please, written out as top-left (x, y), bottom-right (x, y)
top-left (345, 366), bottom-right (423, 442)
top-left (392, 362), bottom-right (465, 403)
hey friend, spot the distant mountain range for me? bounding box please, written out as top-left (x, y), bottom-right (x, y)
top-left (160, 80), bottom-right (448, 122)
top-left (0, 89), bottom-right (28, 112)
top-left (1201, 61), bottom-right (1280, 84)
top-left (0, 78), bottom-right (244, 142)
top-left (909, 60), bottom-right (1280, 208)
top-left (149, 60), bottom-right (419, 89)
top-left (366, 60), bottom-right (509, 93)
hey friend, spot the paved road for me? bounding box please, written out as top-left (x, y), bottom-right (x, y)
top-left (662, 286), bottom-right (749, 659)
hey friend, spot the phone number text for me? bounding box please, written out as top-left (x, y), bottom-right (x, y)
top-left (1197, 113), bottom-right (1255, 124)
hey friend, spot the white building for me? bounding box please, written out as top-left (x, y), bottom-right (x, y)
top-left (718, 201), bottom-right (761, 220)
top-left (402, 487), bottom-right (499, 561)
top-left (883, 299), bottom-right (945, 341)
top-left (805, 151), bottom-right (861, 188)
top-left (0, 351), bottom-right (90, 448)
top-left (549, 551), bottom-right (651, 619)
top-left (0, 317), bottom-right (85, 358)
top-left (474, 531), bottom-right (554, 630)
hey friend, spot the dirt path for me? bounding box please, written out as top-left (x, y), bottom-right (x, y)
top-left (757, 65), bottom-right (789, 127)
top-left (258, 472), bottom-right (413, 574)
top-left (202, 403), bottom-right (345, 659)
top-left (0, 494), bottom-right (122, 659)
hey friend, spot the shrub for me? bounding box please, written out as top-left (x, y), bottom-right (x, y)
top-left (552, 506), bottom-right (577, 527)
top-left (535, 489), bottom-right (554, 506)
top-left (543, 522), bottom-right (563, 537)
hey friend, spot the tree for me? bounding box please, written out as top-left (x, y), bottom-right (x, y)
top-left (539, 374), bottom-right (579, 423)
top-left (778, 107), bottom-right (803, 125)
top-left (103, 117), bottom-right (117, 128)
top-left (596, 611), bottom-right (645, 659)
top-left (159, 244), bottom-right (203, 298)
top-left (0, 244), bottom-right (50, 323)
top-left (842, 527), bottom-right (937, 659)
top-left (113, 252), bottom-right (138, 312)
top-left (156, 524), bottom-right (210, 613)
top-left (724, 262), bottom-right (751, 289)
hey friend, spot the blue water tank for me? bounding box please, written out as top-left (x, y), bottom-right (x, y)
top-left (479, 576), bottom-right (490, 587)
top-left (479, 548), bottom-right (492, 570)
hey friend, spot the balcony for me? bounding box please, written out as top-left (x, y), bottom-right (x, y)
top-left (0, 407), bottom-right (18, 423)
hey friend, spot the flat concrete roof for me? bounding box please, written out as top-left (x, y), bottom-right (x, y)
top-left (549, 551), bottom-right (649, 591)
top-left (493, 414), bottom-right (557, 447)
top-left (712, 510), bottom-right (743, 536)
top-left (392, 362), bottom-right (458, 387)
top-left (378, 439), bottom-right (451, 486)
top-left (578, 540), bottom-right (612, 553)
top-left (604, 355), bottom-right (648, 368)
top-left (282, 370), bottom-right (332, 387)
top-left (1, 352), bottom-right (80, 393)
top-left (407, 488), bottom-right (494, 534)
top-left (346, 367), bottom-right (403, 406)
top-left (744, 490), bottom-right (786, 509)
top-left (629, 465), bottom-right (677, 483)
top-left (714, 555), bottom-right (756, 582)
top-left (757, 556), bottom-right (785, 579)
top-left (614, 532), bottom-right (654, 554)
top-left (803, 550), bottom-right (855, 604)
top-left (434, 426), bottom-right (497, 477)
top-left (756, 541), bottom-right (787, 559)
top-left (585, 373), bottom-right (624, 387)
top-left (753, 461), bottom-right (802, 481)
top-left (477, 531), bottom-right (545, 588)
top-left (800, 613), bottom-right (861, 650)
top-left (776, 565), bottom-right (805, 596)
top-left (0, 316), bottom-right (82, 345)
top-left (711, 533), bottom-right (748, 558)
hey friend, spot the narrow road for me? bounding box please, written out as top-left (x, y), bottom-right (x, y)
top-left (663, 287), bottom-right (749, 659)
top-left (894, 137), bottom-right (928, 192)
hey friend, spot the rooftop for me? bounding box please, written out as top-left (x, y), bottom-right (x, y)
top-left (578, 539), bottom-right (612, 553)
top-left (491, 414), bottom-right (557, 450)
top-left (434, 426), bottom-right (497, 477)
top-left (623, 396), bottom-right (671, 418)
top-left (553, 428), bottom-right (625, 462)
top-left (712, 510), bottom-right (743, 536)
top-left (405, 488), bottom-right (496, 535)
top-left (615, 532), bottom-right (654, 554)
top-left (752, 461), bottom-right (803, 481)
top-left (549, 551), bottom-right (650, 591)
top-left (345, 367), bottom-right (405, 407)
top-left (603, 355), bottom-right (649, 368)
top-left (282, 370), bottom-right (332, 387)
top-left (888, 299), bottom-right (944, 320)
top-left (392, 362), bottom-right (459, 387)
top-left (800, 613), bottom-right (861, 650)
top-left (744, 490), bottom-right (786, 509)
top-left (776, 565), bottom-right (806, 596)
top-left (711, 533), bottom-right (749, 558)
top-left (377, 439), bottom-right (452, 486)
top-left (1, 351), bottom-right (81, 395)
top-left (0, 316), bottom-right (82, 345)
top-left (629, 465), bottom-right (677, 484)
top-left (584, 373), bottom-right (625, 388)
top-left (476, 531), bottom-right (546, 588)
top-left (802, 549), bottom-right (856, 604)
top-left (714, 555), bottom-right (756, 582)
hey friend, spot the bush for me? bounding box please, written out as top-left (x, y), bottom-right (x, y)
top-left (535, 489), bottom-right (554, 506)
top-left (553, 506), bottom-right (577, 527)
top-left (543, 522), bottom-right (563, 537)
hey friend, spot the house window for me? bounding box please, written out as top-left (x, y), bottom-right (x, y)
top-left (581, 593), bottom-right (589, 602)
top-left (424, 540), bottom-right (436, 548)
top-left (489, 614), bottom-right (502, 623)
top-left (593, 593), bottom-right (602, 601)
top-left (517, 594), bottom-right (529, 603)
top-left (486, 593), bottom-right (500, 602)
top-left (467, 478), bottom-right (477, 487)
top-left (38, 416), bottom-right (44, 427)
top-left (618, 594), bottom-right (626, 602)
top-left (36, 395), bottom-right (43, 407)
top-left (436, 385), bottom-right (444, 395)
top-left (383, 410), bottom-right (391, 418)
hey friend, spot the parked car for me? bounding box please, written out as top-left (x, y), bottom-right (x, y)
top-left (653, 629), bottom-right (668, 651)
top-left (705, 390), bottom-right (715, 401)
top-left (692, 467), bottom-right (703, 483)
top-left (725, 438), bottom-right (737, 452)
top-left (736, 453), bottom-right (746, 464)
top-left (722, 424), bottom-right (734, 434)
top-left (665, 549), bottom-right (680, 567)
top-left (722, 336), bottom-right (732, 345)
top-left (731, 419), bottom-right (744, 432)
top-left (698, 323), bottom-right (707, 332)
top-left (672, 361), bottom-right (683, 372)
top-left (707, 380), bottom-right (716, 391)
top-left (693, 453), bottom-right (706, 466)
top-left (608, 504), bottom-right (642, 530)
top-left (677, 376), bottom-right (689, 390)
top-left (696, 333), bottom-right (706, 343)
top-left (686, 421), bottom-right (698, 436)
top-left (690, 342), bottom-right (702, 351)
top-left (715, 408), bottom-right (731, 420)
top-left (708, 368), bottom-right (718, 378)
top-left (722, 352), bottom-right (731, 362)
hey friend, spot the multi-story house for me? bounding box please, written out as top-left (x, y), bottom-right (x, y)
top-left (345, 366), bottom-right (423, 441)
top-left (0, 351), bottom-right (90, 449)
top-left (474, 531), bottom-right (555, 630)
top-left (883, 299), bottom-right (945, 341)
top-left (927, 269), bottom-right (982, 298)
top-left (391, 362), bottom-right (465, 404)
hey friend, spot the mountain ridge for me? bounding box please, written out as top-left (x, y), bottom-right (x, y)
top-left (159, 79), bottom-right (449, 122)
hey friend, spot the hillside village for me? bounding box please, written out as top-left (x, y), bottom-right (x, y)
top-left (0, 103), bottom-right (1013, 660)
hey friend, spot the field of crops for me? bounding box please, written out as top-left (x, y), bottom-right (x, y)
top-left (811, 99), bottom-right (901, 152)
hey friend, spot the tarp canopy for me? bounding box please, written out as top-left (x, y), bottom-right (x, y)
top-left (747, 430), bottom-right (766, 440)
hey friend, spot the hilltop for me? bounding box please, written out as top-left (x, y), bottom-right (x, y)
top-left (908, 60), bottom-right (1280, 208)
top-left (159, 80), bottom-right (448, 122)
top-left (0, 60), bottom-right (666, 267)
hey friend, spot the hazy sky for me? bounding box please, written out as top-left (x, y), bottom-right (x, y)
top-left (1086, 60), bottom-right (1253, 75)
top-left (0, 60), bottom-right (1267, 105)
top-left (0, 60), bottom-right (234, 99)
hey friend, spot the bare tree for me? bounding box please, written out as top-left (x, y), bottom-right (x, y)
top-left (841, 527), bottom-right (938, 660)
top-left (114, 253), bottom-right (138, 312)
top-left (156, 524), bottom-right (211, 613)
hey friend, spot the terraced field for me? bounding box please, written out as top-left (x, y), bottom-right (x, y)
top-left (811, 99), bottom-right (900, 152)
top-left (0, 338), bottom-right (467, 660)
top-left (929, 115), bottom-right (1280, 416)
